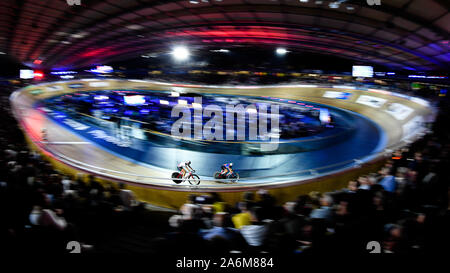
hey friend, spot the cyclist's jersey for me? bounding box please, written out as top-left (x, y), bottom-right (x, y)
top-left (222, 164), bottom-right (233, 176)
top-left (178, 161), bottom-right (191, 171)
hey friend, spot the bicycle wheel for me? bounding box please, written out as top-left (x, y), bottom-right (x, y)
top-left (214, 171), bottom-right (221, 179)
top-left (188, 174), bottom-right (201, 185)
top-left (231, 173), bottom-right (239, 183)
top-left (171, 172), bottom-right (182, 184)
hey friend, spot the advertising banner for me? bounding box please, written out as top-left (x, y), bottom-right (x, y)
top-left (356, 95), bottom-right (387, 108)
top-left (385, 103), bottom-right (414, 120)
top-left (323, 91), bottom-right (352, 100)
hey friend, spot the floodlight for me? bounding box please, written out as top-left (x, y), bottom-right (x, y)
top-left (171, 46), bottom-right (190, 61)
top-left (276, 48), bottom-right (288, 55)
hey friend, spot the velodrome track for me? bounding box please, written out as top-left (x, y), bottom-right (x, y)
top-left (9, 79), bottom-right (433, 206)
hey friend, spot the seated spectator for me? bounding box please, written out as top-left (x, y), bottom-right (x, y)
top-left (394, 167), bottom-right (409, 195)
top-left (309, 194), bottom-right (334, 223)
top-left (255, 189), bottom-right (276, 220)
top-left (308, 191), bottom-right (322, 209)
top-left (346, 180), bottom-right (359, 193)
top-left (29, 193), bottom-right (67, 231)
top-left (232, 201), bottom-right (252, 229)
top-left (61, 175), bottom-right (73, 193)
top-left (357, 176), bottom-right (371, 190)
top-left (118, 183), bottom-right (139, 211)
top-left (199, 212), bottom-right (238, 241)
top-left (210, 193), bottom-right (226, 213)
top-left (240, 206), bottom-right (268, 247)
top-left (378, 167), bottom-right (396, 193)
top-left (180, 194), bottom-right (201, 217)
top-left (383, 223), bottom-right (405, 253)
top-left (280, 201), bottom-right (307, 240)
top-left (293, 195), bottom-right (313, 216)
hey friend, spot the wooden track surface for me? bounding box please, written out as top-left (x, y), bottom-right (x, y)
top-left (11, 80), bottom-right (432, 191)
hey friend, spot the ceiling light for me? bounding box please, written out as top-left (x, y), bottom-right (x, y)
top-left (189, 1), bottom-right (199, 4)
top-left (0, 52), bottom-right (5, 55)
top-left (276, 48), bottom-right (288, 55)
top-left (126, 24), bottom-right (143, 30)
top-left (210, 49), bottom-right (230, 53)
top-left (171, 46), bottom-right (190, 61)
top-left (346, 6), bottom-right (354, 10)
top-left (315, 1), bottom-right (323, 4)
top-left (61, 41), bottom-right (71, 44)
top-left (71, 32), bottom-right (88, 38)
top-left (329, 2), bottom-right (340, 8)
top-left (299, 0), bottom-right (309, 3)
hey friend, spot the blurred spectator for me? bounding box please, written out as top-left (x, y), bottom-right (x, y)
top-left (232, 201), bottom-right (252, 229)
top-left (29, 194), bottom-right (67, 231)
top-left (118, 183), bottom-right (140, 211)
top-left (240, 206), bottom-right (269, 247)
top-left (199, 212), bottom-right (238, 241)
top-left (357, 176), bottom-right (371, 190)
top-left (309, 194), bottom-right (334, 223)
top-left (379, 167), bottom-right (396, 193)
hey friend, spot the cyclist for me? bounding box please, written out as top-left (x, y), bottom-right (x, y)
top-left (177, 161), bottom-right (192, 177)
top-left (221, 162), bottom-right (234, 178)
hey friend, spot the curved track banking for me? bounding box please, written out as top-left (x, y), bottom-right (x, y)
top-left (11, 79), bottom-right (433, 192)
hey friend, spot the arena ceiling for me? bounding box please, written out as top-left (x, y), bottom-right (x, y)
top-left (0, 0), bottom-right (449, 71)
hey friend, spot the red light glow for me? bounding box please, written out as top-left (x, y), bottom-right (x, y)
top-left (34, 71), bottom-right (44, 78)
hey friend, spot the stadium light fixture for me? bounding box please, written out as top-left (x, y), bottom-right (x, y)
top-left (70, 32), bottom-right (88, 39)
top-left (276, 48), bottom-right (288, 55)
top-left (210, 49), bottom-right (230, 53)
top-left (192, 102), bottom-right (202, 109)
top-left (171, 46), bottom-right (190, 61)
top-left (33, 71), bottom-right (44, 79)
top-left (329, 2), bottom-right (340, 8)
